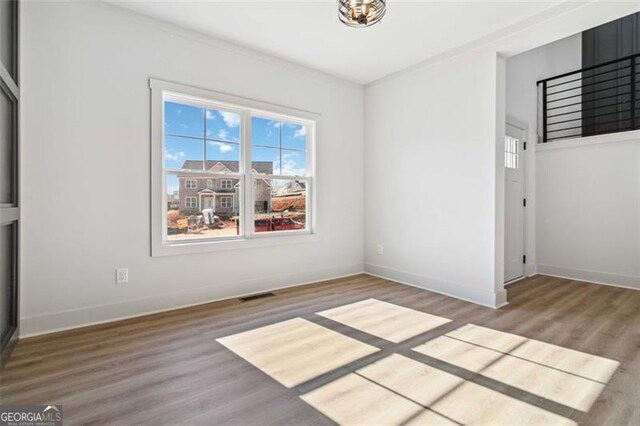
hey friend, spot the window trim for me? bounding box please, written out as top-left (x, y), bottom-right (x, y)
top-left (185, 196), bottom-right (198, 209)
top-left (150, 78), bottom-right (318, 257)
top-left (185, 178), bottom-right (197, 189)
top-left (220, 179), bottom-right (233, 190)
top-left (220, 195), bottom-right (233, 209)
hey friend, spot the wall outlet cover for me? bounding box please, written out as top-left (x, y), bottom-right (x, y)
top-left (116, 268), bottom-right (129, 284)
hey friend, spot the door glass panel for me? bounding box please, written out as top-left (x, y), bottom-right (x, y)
top-left (0, 223), bottom-right (16, 345)
top-left (504, 136), bottom-right (519, 170)
top-left (0, 89), bottom-right (14, 204)
top-left (0, 0), bottom-right (16, 80)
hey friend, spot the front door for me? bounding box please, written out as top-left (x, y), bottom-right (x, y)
top-left (504, 123), bottom-right (525, 283)
top-left (203, 195), bottom-right (214, 210)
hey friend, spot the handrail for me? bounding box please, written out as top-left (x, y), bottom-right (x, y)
top-left (536, 52), bottom-right (639, 86)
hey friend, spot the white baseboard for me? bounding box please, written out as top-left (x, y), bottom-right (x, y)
top-left (364, 264), bottom-right (507, 309)
top-left (20, 263), bottom-right (364, 338)
top-left (536, 264), bottom-right (640, 291)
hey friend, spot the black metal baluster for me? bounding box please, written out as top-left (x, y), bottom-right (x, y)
top-left (631, 58), bottom-right (637, 130)
top-left (542, 81), bottom-right (548, 143)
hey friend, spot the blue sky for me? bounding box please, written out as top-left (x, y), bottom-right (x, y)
top-left (165, 101), bottom-right (307, 193)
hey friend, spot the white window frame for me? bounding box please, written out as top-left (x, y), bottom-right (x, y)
top-left (206, 179), bottom-right (214, 189)
top-left (220, 196), bottom-right (233, 209)
top-left (150, 78), bottom-right (318, 256)
top-left (185, 179), bottom-right (197, 189)
top-left (220, 179), bottom-right (233, 190)
top-left (185, 196), bottom-right (198, 209)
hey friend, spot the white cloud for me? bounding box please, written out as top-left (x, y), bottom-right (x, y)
top-left (217, 129), bottom-right (229, 140)
top-left (164, 150), bottom-right (186, 162)
top-left (206, 110), bottom-right (215, 120)
top-left (294, 126), bottom-right (307, 138)
top-left (209, 141), bottom-right (234, 153)
top-left (280, 151), bottom-right (306, 176)
top-left (220, 111), bottom-right (240, 128)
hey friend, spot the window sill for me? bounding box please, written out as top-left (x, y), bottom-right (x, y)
top-left (151, 232), bottom-right (320, 257)
top-left (536, 129), bottom-right (640, 152)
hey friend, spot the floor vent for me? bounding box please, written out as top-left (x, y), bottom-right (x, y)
top-left (239, 292), bottom-right (276, 302)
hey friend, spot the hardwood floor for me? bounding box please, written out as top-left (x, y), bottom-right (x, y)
top-left (0, 274), bottom-right (638, 425)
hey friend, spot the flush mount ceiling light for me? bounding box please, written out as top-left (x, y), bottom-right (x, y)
top-left (339, 0), bottom-right (386, 28)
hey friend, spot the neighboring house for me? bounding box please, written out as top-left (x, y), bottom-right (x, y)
top-left (275, 180), bottom-right (306, 196)
top-left (177, 160), bottom-right (273, 216)
top-left (167, 190), bottom-right (179, 210)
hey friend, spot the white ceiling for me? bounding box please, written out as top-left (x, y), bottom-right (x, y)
top-left (108, 1), bottom-right (559, 84)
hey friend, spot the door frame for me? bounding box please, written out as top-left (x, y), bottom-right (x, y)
top-left (0, 0), bottom-right (20, 371)
top-left (504, 117), bottom-right (528, 285)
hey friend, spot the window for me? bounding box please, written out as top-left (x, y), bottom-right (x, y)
top-left (255, 201), bottom-right (269, 213)
top-left (151, 79), bottom-right (316, 255)
top-left (221, 196), bottom-right (233, 209)
top-left (505, 136), bottom-right (519, 169)
top-left (185, 197), bottom-right (197, 209)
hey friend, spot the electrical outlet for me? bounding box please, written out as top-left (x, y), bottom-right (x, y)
top-left (377, 244), bottom-right (384, 255)
top-left (116, 268), bottom-right (128, 284)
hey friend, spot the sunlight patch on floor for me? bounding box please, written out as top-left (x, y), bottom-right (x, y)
top-left (357, 354), bottom-right (577, 425)
top-left (446, 324), bottom-right (620, 383)
top-left (216, 318), bottom-right (379, 388)
top-left (300, 373), bottom-right (457, 425)
top-left (316, 298), bottom-right (451, 343)
top-left (412, 328), bottom-right (616, 412)
top-left (217, 303), bottom-right (618, 423)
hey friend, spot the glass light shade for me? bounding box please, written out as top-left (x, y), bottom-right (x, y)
top-left (339, 0), bottom-right (386, 28)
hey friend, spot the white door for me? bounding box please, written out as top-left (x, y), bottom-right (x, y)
top-left (203, 196), bottom-right (214, 210)
top-left (504, 123), bottom-right (525, 283)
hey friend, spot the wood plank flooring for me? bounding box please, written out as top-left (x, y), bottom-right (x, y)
top-left (0, 274), bottom-right (639, 425)
top-left (216, 317), bottom-right (379, 388)
top-left (316, 298), bottom-right (451, 343)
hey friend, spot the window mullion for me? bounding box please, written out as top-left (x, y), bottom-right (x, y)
top-left (202, 108), bottom-right (207, 171)
top-left (243, 110), bottom-right (254, 237)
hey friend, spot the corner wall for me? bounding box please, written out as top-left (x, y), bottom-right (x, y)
top-left (506, 34), bottom-right (582, 276)
top-left (363, 1), bottom-right (640, 306)
top-left (363, 48), bottom-right (504, 307)
top-left (507, 32), bottom-right (640, 290)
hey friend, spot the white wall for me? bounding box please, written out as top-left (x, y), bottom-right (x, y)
top-left (363, 1), bottom-right (640, 307)
top-left (363, 48), bottom-right (505, 307)
top-left (506, 34), bottom-right (582, 275)
top-left (536, 134), bottom-right (640, 289)
top-left (20, 1), bottom-right (364, 335)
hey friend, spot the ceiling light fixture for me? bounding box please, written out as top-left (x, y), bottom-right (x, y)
top-left (339, 0), bottom-right (386, 28)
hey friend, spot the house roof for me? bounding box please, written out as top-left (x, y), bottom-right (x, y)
top-left (180, 160), bottom-right (273, 175)
top-left (283, 181), bottom-right (306, 190)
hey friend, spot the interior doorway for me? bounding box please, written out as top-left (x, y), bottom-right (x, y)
top-left (504, 122), bottom-right (526, 283)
